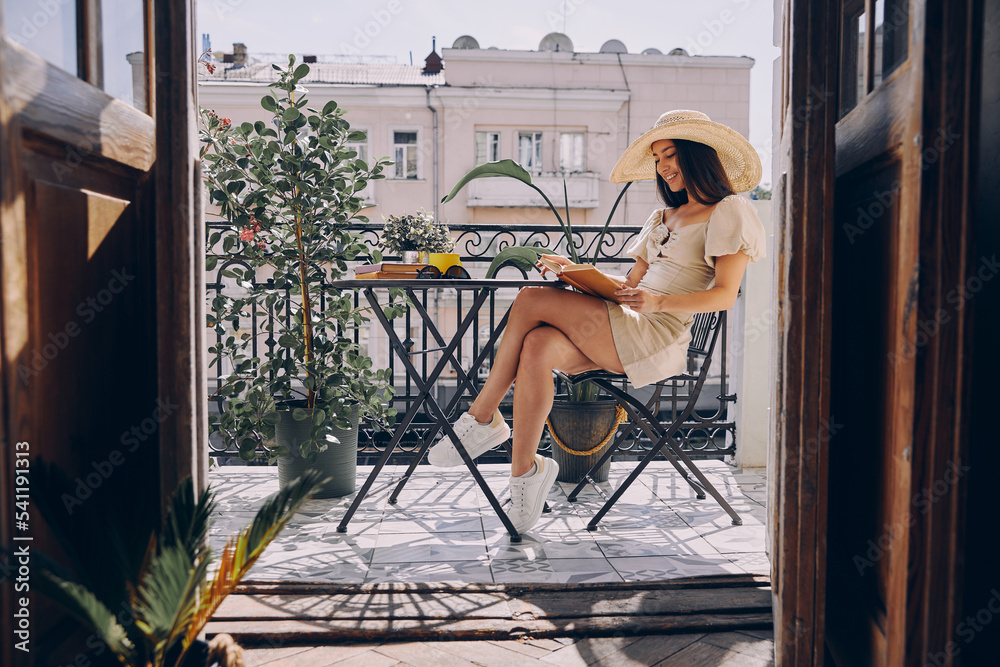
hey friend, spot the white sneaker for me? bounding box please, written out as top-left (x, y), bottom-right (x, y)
top-left (427, 410), bottom-right (511, 467)
top-left (506, 455), bottom-right (560, 534)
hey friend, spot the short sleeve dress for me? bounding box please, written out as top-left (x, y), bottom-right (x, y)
top-left (606, 194), bottom-right (767, 388)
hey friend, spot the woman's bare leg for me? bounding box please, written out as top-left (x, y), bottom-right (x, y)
top-left (509, 326), bottom-right (605, 476)
top-left (468, 287), bottom-right (624, 423)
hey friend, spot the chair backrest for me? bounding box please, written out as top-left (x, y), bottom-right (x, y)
top-left (688, 311), bottom-right (725, 357)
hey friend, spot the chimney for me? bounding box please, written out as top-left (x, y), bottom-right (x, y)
top-left (232, 43), bottom-right (247, 67)
top-left (423, 36), bottom-right (442, 74)
top-left (304, 55), bottom-right (317, 63)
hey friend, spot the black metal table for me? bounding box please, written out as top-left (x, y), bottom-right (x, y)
top-left (330, 278), bottom-right (551, 542)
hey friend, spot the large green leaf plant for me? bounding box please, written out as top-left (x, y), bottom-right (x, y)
top-left (441, 160), bottom-right (632, 401)
top-left (202, 57), bottom-right (405, 462)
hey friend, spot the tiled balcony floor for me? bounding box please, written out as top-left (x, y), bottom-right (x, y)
top-left (208, 460), bottom-right (768, 584)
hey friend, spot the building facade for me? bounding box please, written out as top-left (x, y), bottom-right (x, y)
top-left (197, 34), bottom-right (756, 229)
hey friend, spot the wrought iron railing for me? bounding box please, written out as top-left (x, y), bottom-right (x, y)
top-left (207, 221), bottom-right (735, 462)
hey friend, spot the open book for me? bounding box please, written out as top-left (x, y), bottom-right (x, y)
top-left (537, 255), bottom-right (624, 304)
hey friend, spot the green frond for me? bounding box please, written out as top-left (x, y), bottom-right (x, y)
top-left (181, 470), bottom-right (327, 651)
top-left (130, 543), bottom-right (208, 662)
top-left (485, 246), bottom-right (548, 279)
top-left (35, 568), bottom-right (134, 659)
top-left (161, 476), bottom-right (217, 560)
top-left (440, 159), bottom-right (533, 203)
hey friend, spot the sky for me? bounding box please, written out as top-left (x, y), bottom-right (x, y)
top-left (198, 0), bottom-right (779, 183)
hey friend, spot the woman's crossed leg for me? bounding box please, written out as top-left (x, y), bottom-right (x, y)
top-left (467, 286), bottom-right (625, 475)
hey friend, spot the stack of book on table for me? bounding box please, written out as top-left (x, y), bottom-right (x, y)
top-left (353, 262), bottom-right (427, 279)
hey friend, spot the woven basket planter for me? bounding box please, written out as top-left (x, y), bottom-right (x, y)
top-left (547, 399), bottom-right (623, 484)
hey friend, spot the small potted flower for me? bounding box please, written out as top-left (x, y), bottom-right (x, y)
top-left (381, 209), bottom-right (456, 263)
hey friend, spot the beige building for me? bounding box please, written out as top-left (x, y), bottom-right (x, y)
top-left (197, 34), bottom-right (755, 229)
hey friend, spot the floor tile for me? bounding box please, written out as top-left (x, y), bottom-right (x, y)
top-left (364, 560), bottom-right (494, 584)
top-left (491, 557), bottom-right (623, 584)
top-left (699, 524), bottom-right (768, 553)
top-left (609, 554), bottom-right (745, 581)
top-left (490, 533), bottom-right (604, 561)
top-left (371, 531), bottom-right (488, 563)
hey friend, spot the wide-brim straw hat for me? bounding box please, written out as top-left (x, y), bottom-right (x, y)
top-left (610, 110), bottom-right (762, 192)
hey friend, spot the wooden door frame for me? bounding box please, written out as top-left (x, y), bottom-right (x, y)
top-left (772, 0), bottom-right (983, 663)
top-left (0, 1), bottom-right (203, 662)
top-left (770, 0), bottom-right (838, 662)
top-left (153, 0), bottom-right (207, 498)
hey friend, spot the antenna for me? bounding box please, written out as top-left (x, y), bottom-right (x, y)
top-left (563, 0), bottom-right (567, 33)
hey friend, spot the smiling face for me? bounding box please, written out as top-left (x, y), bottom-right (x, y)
top-left (651, 139), bottom-right (685, 192)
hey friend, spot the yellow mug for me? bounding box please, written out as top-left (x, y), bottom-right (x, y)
top-left (428, 253), bottom-right (462, 274)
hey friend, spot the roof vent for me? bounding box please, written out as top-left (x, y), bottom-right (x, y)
top-left (668, 48), bottom-right (689, 56)
top-left (303, 55), bottom-right (317, 63)
top-left (599, 39), bottom-right (627, 54)
top-left (539, 32), bottom-right (574, 52)
top-left (641, 47), bottom-right (663, 55)
top-left (452, 35), bottom-right (480, 49)
top-left (423, 36), bottom-right (443, 74)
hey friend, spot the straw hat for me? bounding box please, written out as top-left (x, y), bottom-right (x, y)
top-left (610, 110), bottom-right (761, 192)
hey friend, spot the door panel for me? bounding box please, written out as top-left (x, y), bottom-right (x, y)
top-left (1, 11), bottom-right (159, 664)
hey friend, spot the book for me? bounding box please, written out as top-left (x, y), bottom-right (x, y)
top-left (355, 271), bottom-right (421, 280)
top-left (537, 255), bottom-right (624, 303)
top-left (354, 262), bottom-right (429, 275)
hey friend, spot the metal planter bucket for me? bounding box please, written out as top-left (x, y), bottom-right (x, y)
top-left (547, 399), bottom-right (620, 484)
top-left (276, 403), bottom-right (359, 498)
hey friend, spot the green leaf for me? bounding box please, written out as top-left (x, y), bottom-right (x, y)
top-left (293, 63), bottom-right (310, 80)
top-left (282, 106), bottom-right (301, 122)
top-left (313, 408), bottom-right (326, 425)
top-left (262, 411), bottom-right (282, 425)
top-left (322, 100), bottom-right (338, 115)
top-left (441, 159), bottom-right (533, 204)
top-left (34, 569), bottom-right (134, 659)
top-left (292, 407), bottom-right (308, 421)
top-left (486, 246), bottom-right (548, 278)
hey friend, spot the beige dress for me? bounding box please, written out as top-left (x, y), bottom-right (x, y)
top-left (606, 194), bottom-right (767, 388)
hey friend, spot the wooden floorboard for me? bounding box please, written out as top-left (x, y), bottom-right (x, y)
top-left (228, 577), bottom-right (775, 665)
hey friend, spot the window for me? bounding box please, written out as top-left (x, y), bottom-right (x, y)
top-left (518, 131), bottom-right (543, 173)
top-left (475, 131), bottom-right (500, 164)
top-left (346, 130), bottom-right (374, 203)
top-left (392, 131), bottom-right (419, 179)
top-left (559, 132), bottom-right (585, 173)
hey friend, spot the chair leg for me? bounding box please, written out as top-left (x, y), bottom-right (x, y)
top-left (584, 439), bottom-right (668, 531)
top-left (662, 438), bottom-right (743, 526)
top-left (566, 424), bottom-right (632, 502)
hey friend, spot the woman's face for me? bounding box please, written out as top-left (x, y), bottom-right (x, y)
top-left (651, 139), bottom-right (684, 192)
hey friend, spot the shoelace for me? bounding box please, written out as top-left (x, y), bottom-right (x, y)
top-left (453, 414), bottom-right (477, 438)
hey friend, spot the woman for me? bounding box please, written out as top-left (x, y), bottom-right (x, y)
top-left (428, 110), bottom-right (767, 534)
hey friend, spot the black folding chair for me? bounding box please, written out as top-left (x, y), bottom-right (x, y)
top-left (556, 311), bottom-right (743, 530)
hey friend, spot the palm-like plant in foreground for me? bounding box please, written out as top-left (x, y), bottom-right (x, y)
top-left (35, 470), bottom-right (327, 666)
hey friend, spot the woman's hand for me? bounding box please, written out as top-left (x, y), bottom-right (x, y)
top-left (615, 286), bottom-right (661, 313)
top-left (536, 254), bottom-right (572, 278)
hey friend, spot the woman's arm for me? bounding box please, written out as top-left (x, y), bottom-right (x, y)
top-left (615, 252), bottom-right (750, 313)
top-left (605, 257), bottom-right (648, 287)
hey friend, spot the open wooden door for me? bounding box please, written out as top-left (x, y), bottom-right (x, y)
top-left (0, 2), bottom-right (203, 663)
top-left (773, 0), bottom-right (987, 663)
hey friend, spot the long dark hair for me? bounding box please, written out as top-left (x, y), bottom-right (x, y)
top-left (655, 139), bottom-right (734, 207)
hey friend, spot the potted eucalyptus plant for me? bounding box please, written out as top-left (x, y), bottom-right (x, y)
top-left (203, 56), bottom-right (404, 497)
top-left (442, 160), bottom-right (633, 482)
